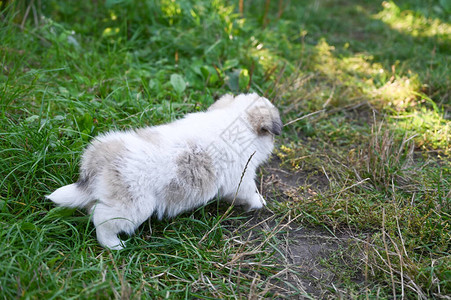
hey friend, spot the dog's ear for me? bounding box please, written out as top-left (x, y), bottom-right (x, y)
top-left (247, 106), bottom-right (283, 136)
top-left (208, 94), bottom-right (234, 111)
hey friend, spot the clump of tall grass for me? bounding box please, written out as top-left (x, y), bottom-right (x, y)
top-left (350, 119), bottom-right (415, 192)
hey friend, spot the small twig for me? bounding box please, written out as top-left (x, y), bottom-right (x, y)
top-left (263, 0), bottom-right (271, 28)
top-left (283, 109), bottom-right (325, 127)
top-left (118, 107), bottom-right (156, 122)
top-left (20, 0), bottom-right (35, 30)
top-left (277, 0), bottom-right (284, 19)
top-left (392, 179), bottom-right (406, 300)
top-left (325, 178), bottom-right (370, 197)
top-left (0, 46), bottom-right (25, 55)
top-left (31, 1), bottom-right (39, 27)
top-left (266, 62), bottom-right (286, 100)
top-left (321, 165), bottom-right (331, 185)
top-left (326, 100), bottom-right (371, 115)
top-left (364, 235), bottom-right (370, 297)
top-left (382, 208), bottom-right (397, 299)
top-left (247, 59), bottom-right (255, 91)
top-left (323, 85), bottom-right (335, 109)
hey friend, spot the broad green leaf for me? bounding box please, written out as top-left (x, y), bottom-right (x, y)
top-left (170, 74), bottom-right (186, 94)
top-left (439, 0), bottom-right (451, 12)
top-left (223, 59), bottom-right (239, 70)
top-left (226, 69), bottom-right (240, 93)
top-left (21, 222), bottom-right (38, 231)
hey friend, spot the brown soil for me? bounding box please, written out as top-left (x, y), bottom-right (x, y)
top-left (242, 158), bottom-right (366, 298)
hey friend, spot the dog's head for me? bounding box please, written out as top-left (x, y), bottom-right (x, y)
top-left (209, 93), bottom-right (283, 136)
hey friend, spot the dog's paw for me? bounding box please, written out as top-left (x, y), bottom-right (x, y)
top-left (246, 192), bottom-right (266, 211)
top-left (107, 242), bottom-right (125, 251)
top-left (96, 229), bottom-right (126, 250)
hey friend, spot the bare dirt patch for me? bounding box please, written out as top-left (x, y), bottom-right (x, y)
top-left (238, 211), bottom-right (362, 298)
top-left (260, 155), bottom-right (330, 202)
top-left (245, 159), bottom-right (366, 298)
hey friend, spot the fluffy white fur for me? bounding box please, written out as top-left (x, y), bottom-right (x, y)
top-left (46, 93), bottom-right (282, 250)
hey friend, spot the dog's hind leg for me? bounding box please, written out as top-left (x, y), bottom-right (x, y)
top-left (91, 203), bottom-right (130, 250)
top-left (91, 192), bottom-right (157, 250)
top-left (92, 201), bottom-right (149, 250)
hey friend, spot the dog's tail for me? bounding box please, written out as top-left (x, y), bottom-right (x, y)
top-left (46, 183), bottom-right (94, 208)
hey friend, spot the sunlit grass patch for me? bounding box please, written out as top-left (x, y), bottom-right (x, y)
top-left (313, 39), bottom-right (386, 84)
top-left (389, 107), bottom-right (450, 154)
top-left (373, 74), bottom-right (421, 110)
top-left (374, 1), bottom-right (451, 39)
top-left (290, 38), bottom-right (422, 111)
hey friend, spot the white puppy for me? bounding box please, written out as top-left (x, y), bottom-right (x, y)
top-left (47, 93), bottom-right (282, 249)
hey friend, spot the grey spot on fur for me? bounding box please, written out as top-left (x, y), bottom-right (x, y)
top-left (163, 179), bottom-right (185, 205)
top-left (103, 162), bottom-right (132, 203)
top-left (79, 139), bottom-right (126, 193)
top-left (164, 144), bottom-right (216, 205)
top-left (246, 105), bottom-right (282, 136)
top-left (76, 175), bottom-right (90, 190)
top-left (176, 144), bottom-right (215, 189)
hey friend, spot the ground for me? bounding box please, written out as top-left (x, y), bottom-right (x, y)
top-left (0, 0), bottom-right (450, 298)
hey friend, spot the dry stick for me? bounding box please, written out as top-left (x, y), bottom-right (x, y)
top-left (203, 275), bottom-right (219, 297)
top-left (354, 237), bottom-right (402, 258)
top-left (263, 65), bottom-right (278, 83)
top-left (283, 109), bottom-right (325, 127)
top-left (20, 0), bottom-right (35, 30)
top-left (322, 85), bottom-right (336, 109)
top-left (247, 60), bottom-right (255, 91)
top-left (365, 235), bottom-right (370, 300)
top-left (263, 0), bottom-right (271, 28)
top-left (389, 231), bottom-right (406, 300)
top-left (326, 178), bottom-right (370, 197)
top-left (31, 1), bottom-right (38, 27)
top-left (321, 165), bottom-right (331, 185)
top-left (266, 62), bottom-right (287, 100)
top-left (392, 178), bottom-right (405, 300)
top-left (199, 152), bottom-right (256, 245)
top-left (284, 225), bottom-right (290, 283)
top-left (271, 61), bottom-right (307, 105)
top-left (118, 107), bottom-right (156, 122)
top-left (277, 0), bottom-right (284, 19)
top-left (248, 268), bottom-right (259, 300)
top-left (382, 208), bottom-right (397, 299)
top-left (445, 189), bottom-right (451, 204)
top-left (235, 247), bottom-right (246, 299)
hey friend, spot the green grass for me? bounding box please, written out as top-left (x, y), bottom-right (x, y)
top-left (1, 0), bottom-right (450, 298)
